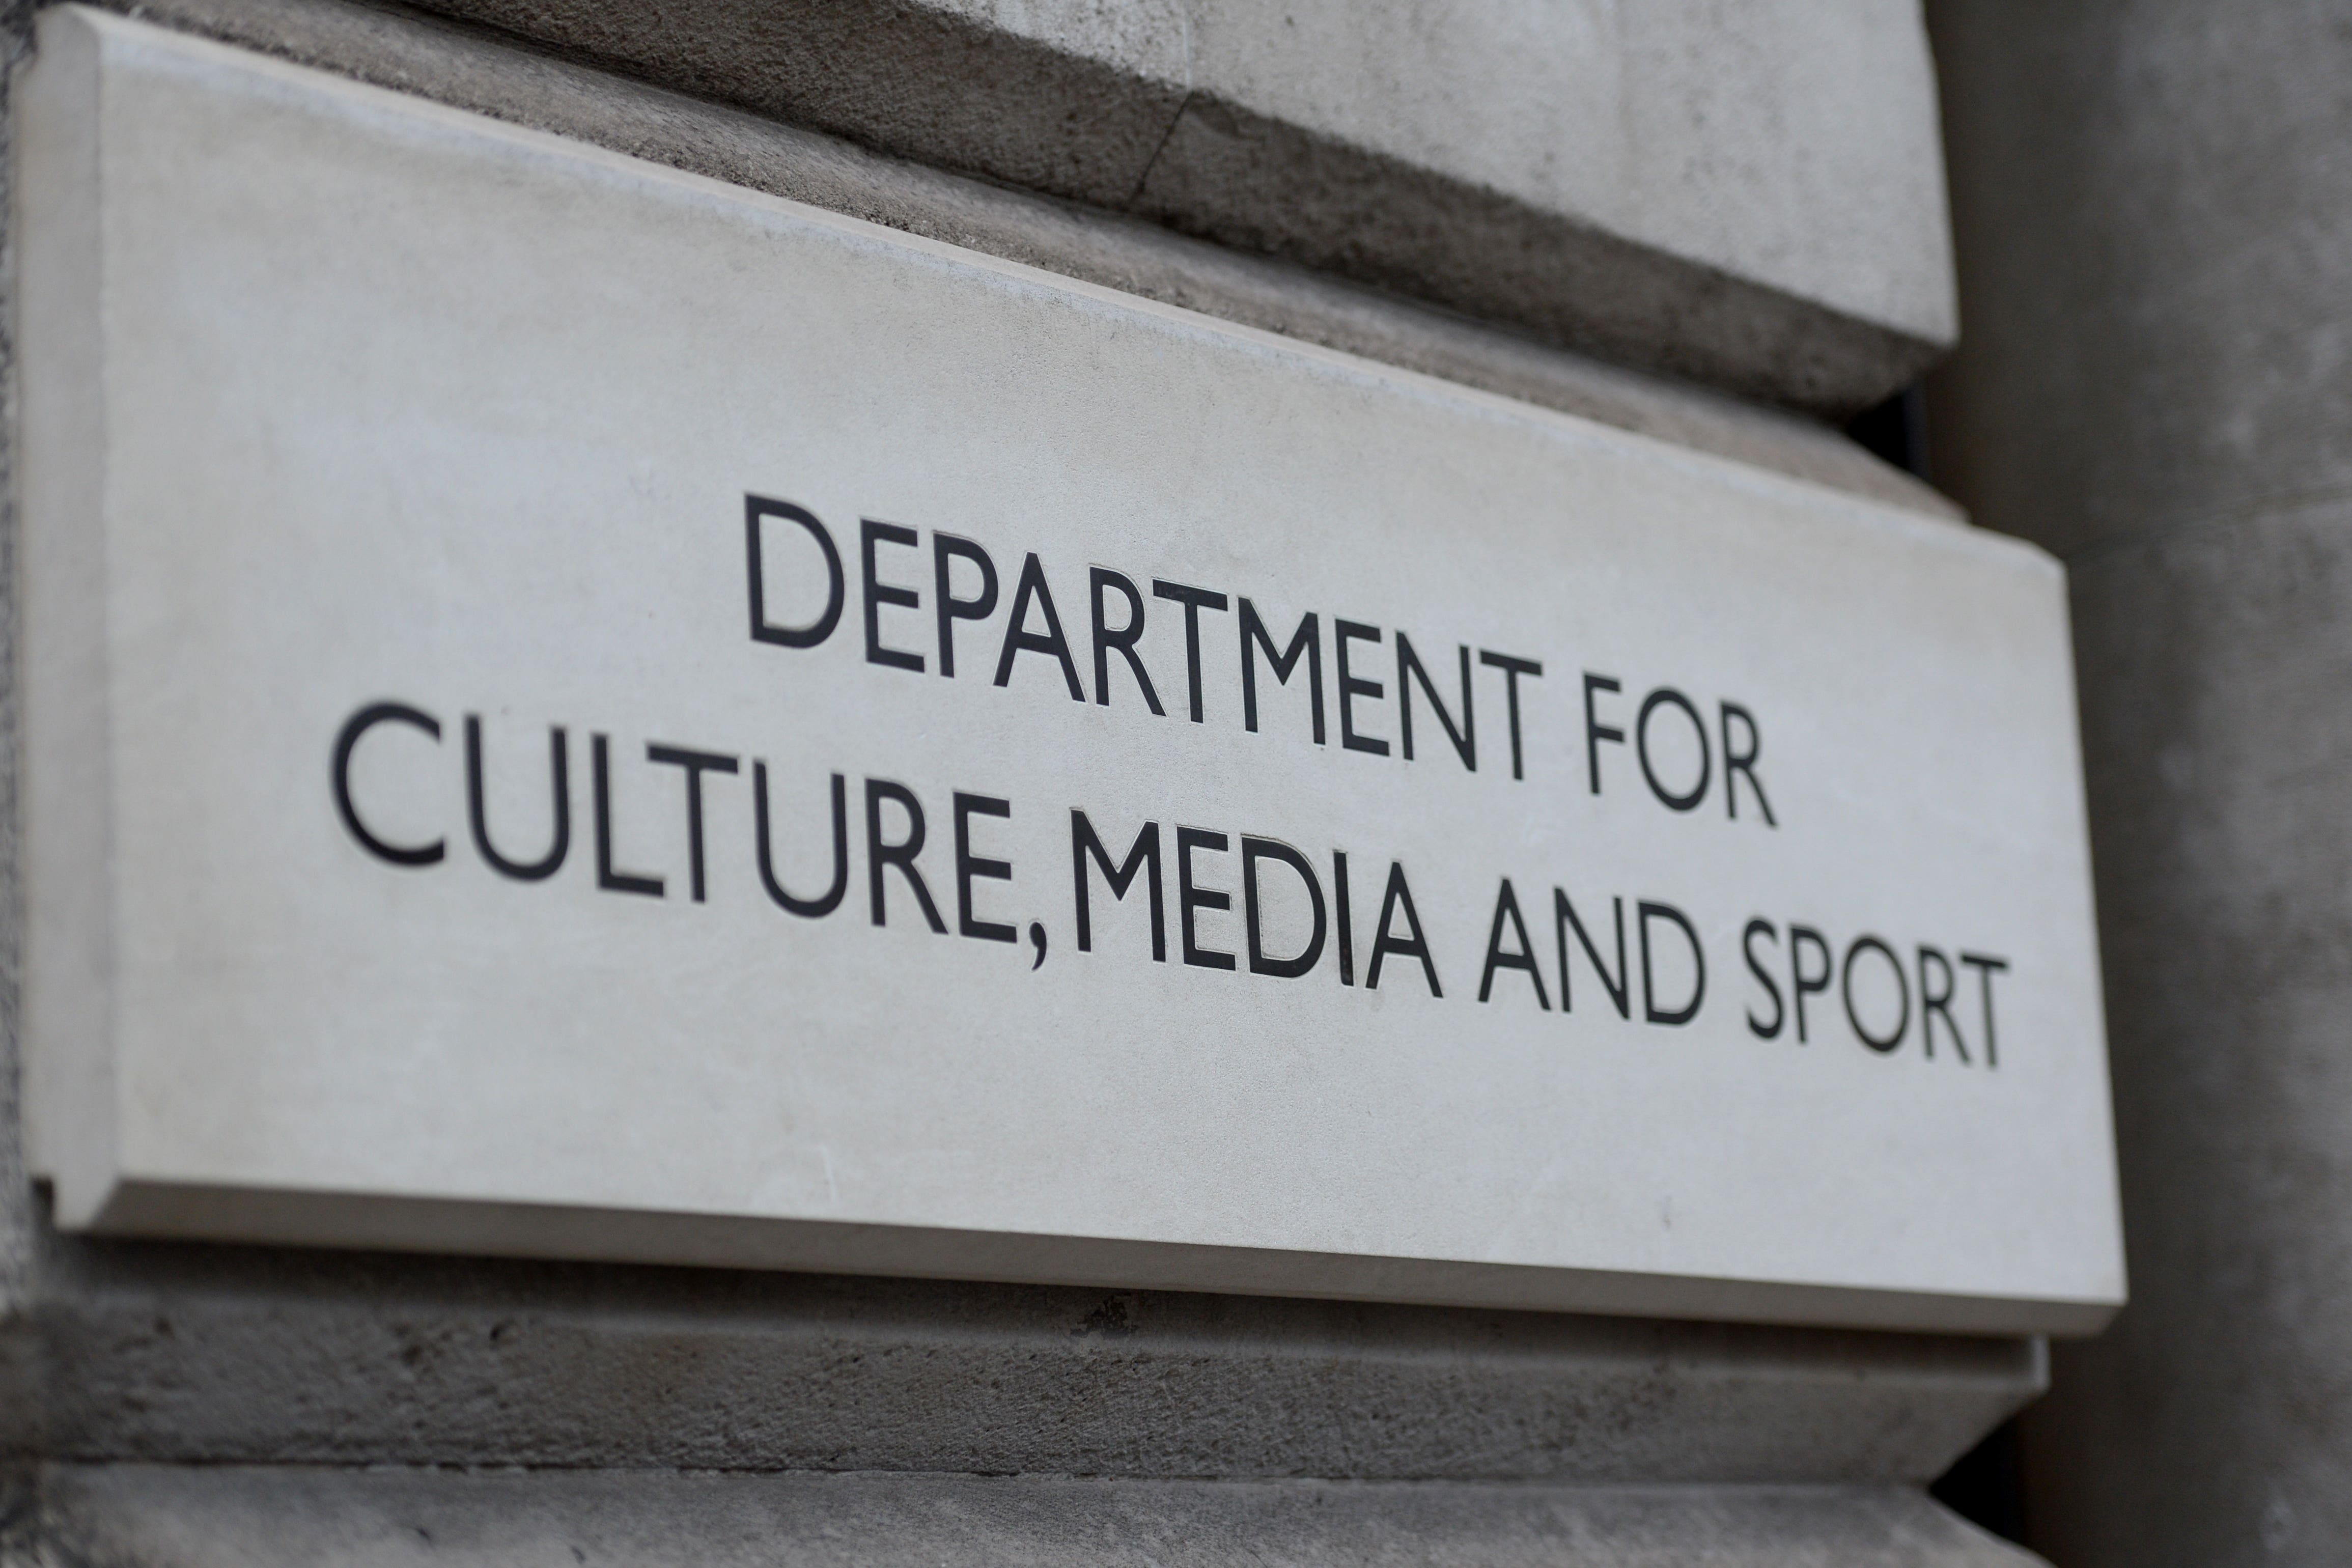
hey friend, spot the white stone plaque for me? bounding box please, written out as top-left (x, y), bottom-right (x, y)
top-left (16, 8), bottom-right (2124, 1333)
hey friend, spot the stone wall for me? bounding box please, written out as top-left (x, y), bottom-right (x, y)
top-left (1933, 4), bottom-right (2352, 1564)
top-left (0, 3), bottom-right (2045, 1561)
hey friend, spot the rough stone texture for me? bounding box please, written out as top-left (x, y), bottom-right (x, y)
top-left (1930, 2), bottom-right (2352, 558)
top-left (14, 1466), bottom-right (2045, 1567)
top-left (7, 1227), bottom-right (2044, 1482)
top-left (61, 0), bottom-right (1957, 522)
top-left (0, 0), bottom-right (36, 1470)
top-left (2031, 510), bottom-right (2352, 1568)
top-left (1930, 3), bottom-right (2352, 1565)
top-left (288, 0), bottom-right (1955, 414)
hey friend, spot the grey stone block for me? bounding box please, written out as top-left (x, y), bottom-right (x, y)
top-left (2021, 505), bottom-right (2352, 1568)
top-left (0, 0), bottom-right (32, 1468)
top-left (260, 0), bottom-right (1953, 413)
top-left (23, 1464), bottom-right (2046, 1566)
top-left (51, 0), bottom-right (1961, 523)
top-left (1930, 3), bottom-right (2352, 1562)
top-left (1931, 0), bottom-right (2352, 559)
top-left (14, 1228), bottom-right (2043, 1481)
top-left (1128, 1), bottom-right (1956, 415)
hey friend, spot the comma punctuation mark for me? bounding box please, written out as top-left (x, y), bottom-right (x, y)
top-left (1029, 922), bottom-right (1048, 970)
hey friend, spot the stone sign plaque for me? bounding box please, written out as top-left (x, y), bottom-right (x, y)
top-left (17, 9), bottom-right (2124, 1334)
